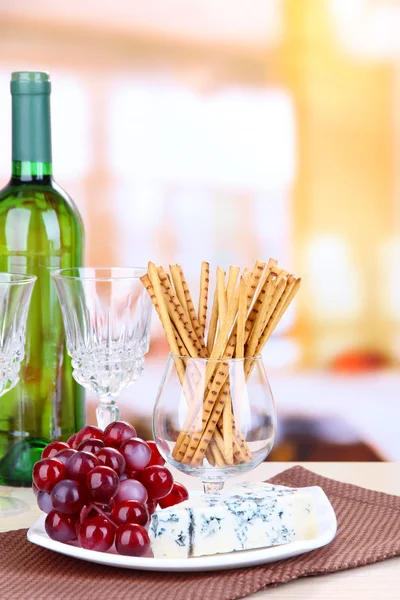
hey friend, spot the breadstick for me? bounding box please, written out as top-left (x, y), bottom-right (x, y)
top-left (222, 404), bottom-right (234, 465)
top-left (142, 273), bottom-right (184, 357)
top-left (215, 260), bottom-right (267, 433)
top-left (246, 259), bottom-right (266, 309)
top-left (208, 436), bottom-right (226, 467)
top-left (206, 445), bottom-right (216, 466)
top-left (222, 273), bottom-right (248, 464)
top-left (226, 265), bottom-right (240, 305)
top-left (258, 258), bottom-right (278, 291)
top-left (158, 266), bottom-right (194, 335)
top-left (177, 360), bottom-right (230, 463)
top-left (216, 267), bottom-right (227, 326)
top-left (163, 289), bottom-right (206, 358)
top-left (236, 272), bottom-right (249, 358)
top-left (182, 378), bottom-right (230, 464)
top-left (270, 265), bottom-right (287, 277)
top-left (191, 379), bottom-right (248, 465)
top-left (226, 273), bottom-right (249, 437)
top-left (243, 277), bottom-right (288, 380)
top-left (222, 274), bottom-right (246, 465)
top-left (244, 264), bottom-right (277, 339)
top-left (169, 265), bottom-right (190, 320)
top-left (205, 289), bottom-right (239, 364)
top-left (198, 261), bottom-right (209, 340)
top-left (215, 264), bottom-right (261, 459)
top-left (174, 299), bottom-right (240, 461)
top-left (260, 277), bottom-right (301, 347)
top-left (171, 265), bottom-right (205, 347)
top-left (206, 285), bottom-right (219, 354)
top-left (245, 274), bottom-right (277, 357)
top-left (213, 427), bottom-right (228, 462)
top-left (158, 266), bottom-right (206, 358)
top-left (142, 272), bottom-right (202, 402)
top-left (180, 265), bottom-right (206, 347)
top-left (270, 274), bottom-right (296, 324)
top-left (144, 265), bottom-right (186, 386)
top-left (190, 263), bottom-right (264, 463)
top-left (243, 278), bottom-right (301, 385)
top-left (253, 276), bottom-right (286, 345)
top-left (177, 330), bottom-right (238, 463)
top-left (182, 323), bottom-right (253, 465)
top-left (219, 414), bottom-right (251, 463)
top-left (245, 273), bottom-right (275, 342)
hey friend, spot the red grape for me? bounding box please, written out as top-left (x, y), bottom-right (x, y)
top-left (115, 523), bottom-right (150, 557)
top-left (146, 441), bottom-right (165, 466)
top-left (158, 482), bottom-right (189, 509)
top-left (95, 447), bottom-right (125, 476)
top-left (66, 433), bottom-right (78, 449)
top-left (137, 465), bottom-right (173, 500)
top-left (112, 478), bottom-right (148, 505)
top-left (80, 504), bottom-right (98, 524)
top-left (146, 498), bottom-right (157, 516)
top-left (37, 490), bottom-right (54, 513)
top-left (41, 441), bottom-right (70, 459)
top-left (103, 421), bottom-right (137, 448)
top-left (66, 451), bottom-right (99, 484)
top-left (78, 516), bottom-right (115, 552)
top-left (45, 510), bottom-right (78, 543)
top-left (77, 439), bottom-right (105, 454)
top-left (86, 466), bottom-right (119, 504)
top-left (75, 425), bottom-right (104, 446)
top-left (51, 479), bottom-right (89, 515)
top-left (33, 458), bottom-right (67, 492)
top-left (120, 438), bottom-right (151, 472)
top-left (111, 500), bottom-right (149, 527)
top-left (54, 448), bottom-right (77, 465)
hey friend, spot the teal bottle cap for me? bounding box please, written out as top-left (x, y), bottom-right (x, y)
top-left (11, 71), bottom-right (51, 95)
top-left (11, 71), bottom-right (52, 162)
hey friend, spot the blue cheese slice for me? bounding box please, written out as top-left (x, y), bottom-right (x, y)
top-left (149, 482), bottom-right (318, 559)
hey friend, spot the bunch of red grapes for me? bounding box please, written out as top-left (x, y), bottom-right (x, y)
top-left (32, 421), bottom-right (189, 557)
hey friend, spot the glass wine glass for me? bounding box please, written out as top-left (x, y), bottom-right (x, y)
top-left (0, 272), bottom-right (36, 516)
top-left (153, 354), bottom-right (276, 494)
top-left (51, 267), bottom-right (152, 430)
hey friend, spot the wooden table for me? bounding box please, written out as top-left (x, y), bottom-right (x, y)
top-left (2, 462), bottom-right (400, 599)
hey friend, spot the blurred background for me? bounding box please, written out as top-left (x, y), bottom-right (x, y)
top-left (0, 0), bottom-right (399, 461)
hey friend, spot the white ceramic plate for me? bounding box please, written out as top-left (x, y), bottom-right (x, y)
top-left (27, 485), bottom-right (337, 572)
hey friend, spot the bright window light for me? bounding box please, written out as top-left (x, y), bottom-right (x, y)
top-left (306, 235), bottom-right (363, 319)
top-left (108, 80), bottom-right (295, 189)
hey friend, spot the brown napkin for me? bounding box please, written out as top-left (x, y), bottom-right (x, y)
top-left (2, 466), bottom-right (400, 600)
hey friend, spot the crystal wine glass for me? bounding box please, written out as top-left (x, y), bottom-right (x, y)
top-left (0, 272), bottom-right (36, 516)
top-left (153, 354), bottom-right (276, 494)
top-left (51, 267), bottom-right (152, 429)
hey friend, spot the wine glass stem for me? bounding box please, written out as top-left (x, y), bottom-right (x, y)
top-left (96, 397), bottom-right (120, 430)
top-left (203, 481), bottom-right (225, 495)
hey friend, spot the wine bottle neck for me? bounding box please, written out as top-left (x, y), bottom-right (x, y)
top-left (11, 73), bottom-right (52, 172)
top-left (11, 160), bottom-right (53, 181)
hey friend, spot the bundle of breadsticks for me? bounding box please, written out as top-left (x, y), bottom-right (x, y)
top-left (141, 259), bottom-right (300, 468)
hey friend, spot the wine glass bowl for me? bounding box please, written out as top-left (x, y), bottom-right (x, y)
top-left (153, 354), bottom-right (276, 493)
top-left (51, 267), bottom-right (152, 429)
top-left (0, 273), bottom-right (36, 395)
top-left (0, 272), bottom-right (36, 515)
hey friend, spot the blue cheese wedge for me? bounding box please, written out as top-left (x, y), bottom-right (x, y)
top-left (149, 482), bottom-right (318, 559)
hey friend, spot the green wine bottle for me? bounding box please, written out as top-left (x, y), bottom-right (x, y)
top-left (0, 72), bottom-right (85, 486)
